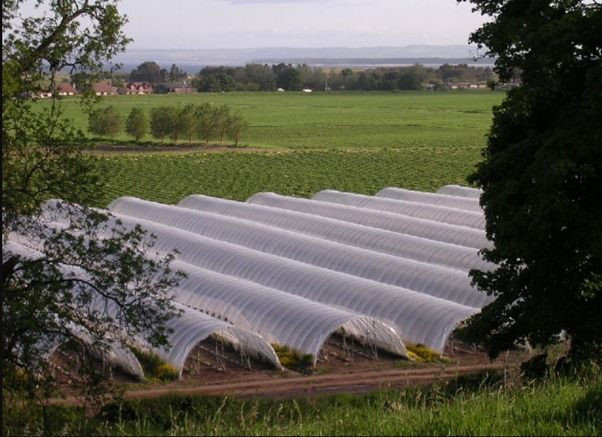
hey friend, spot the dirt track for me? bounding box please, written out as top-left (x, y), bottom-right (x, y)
top-left (53, 361), bottom-right (515, 404)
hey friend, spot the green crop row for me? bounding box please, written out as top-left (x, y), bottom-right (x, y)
top-left (94, 148), bottom-right (482, 207)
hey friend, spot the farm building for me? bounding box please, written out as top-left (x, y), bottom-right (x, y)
top-left (92, 80), bottom-right (118, 96)
top-left (126, 81), bottom-right (153, 94)
top-left (56, 83), bottom-right (78, 96)
top-left (7, 185), bottom-right (491, 380)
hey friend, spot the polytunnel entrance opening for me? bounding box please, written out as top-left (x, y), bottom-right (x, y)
top-left (182, 334), bottom-right (275, 379)
top-left (50, 340), bottom-right (142, 385)
top-left (319, 333), bottom-right (402, 365)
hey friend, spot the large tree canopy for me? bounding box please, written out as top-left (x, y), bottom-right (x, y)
top-left (459, 0), bottom-right (602, 361)
top-left (2, 0), bottom-right (182, 407)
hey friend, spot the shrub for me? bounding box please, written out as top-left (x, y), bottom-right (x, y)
top-left (272, 344), bottom-right (313, 373)
top-left (154, 364), bottom-right (179, 382)
top-left (131, 346), bottom-right (178, 381)
top-left (406, 343), bottom-right (447, 363)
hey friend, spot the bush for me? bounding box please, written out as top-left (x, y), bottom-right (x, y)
top-left (131, 346), bottom-right (178, 381)
top-left (272, 344), bottom-right (313, 373)
top-left (154, 364), bottom-right (179, 381)
top-left (406, 343), bottom-right (447, 363)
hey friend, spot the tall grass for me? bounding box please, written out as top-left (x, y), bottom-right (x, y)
top-left (4, 370), bottom-right (600, 436)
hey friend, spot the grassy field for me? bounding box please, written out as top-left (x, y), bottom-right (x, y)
top-left (47, 91), bottom-right (503, 149)
top-left (95, 147), bottom-right (482, 207)
top-left (5, 371), bottom-right (601, 436)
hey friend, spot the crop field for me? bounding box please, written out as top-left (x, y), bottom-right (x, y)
top-left (47, 91), bottom-right (503, 149)
top-left (95, 147), bottom-right (482, 207)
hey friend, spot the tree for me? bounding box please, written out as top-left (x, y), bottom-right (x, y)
top-left (129, 61), bottom-right (165, 85)
top-left (194, 103), bottom-right (216, 143)
top-left (88, 105), bottom-right (122, 138)
top-left (177, 104), bottom-right (197, 144)
top-left (457, 1), bottom-right (602, 363)
top-left (274, 64), bottom-right (302, 91)
top-left (150, 106), bottom-right (177, 143)
top-left (211, 104), bottom-right (231, 143)
top-left (226, 111), bottom-right (249, 146)
top-left (125, 107), bottom-right (148, 141)
top-left (168, 63), bottom-right (187, 82)
top-left (194, 67), bottom-right (237, 92)
top-left (2, 0), bottom-right (183, 416)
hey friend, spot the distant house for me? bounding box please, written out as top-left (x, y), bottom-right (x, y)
top-left (57, 83), bottom-right (77, 96)
top-left (126, 81), bottom-right (153, 95)
top-left (155, 82), bottom-right (192, 94)
top-left (92, 80), bottom-right (118, 96)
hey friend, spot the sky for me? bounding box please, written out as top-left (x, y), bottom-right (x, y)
top-left (114, 0), bottom-right (489, 49)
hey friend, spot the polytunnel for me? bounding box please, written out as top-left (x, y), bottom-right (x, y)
top-left (108, 197), bottom-right (489, 305)
top-left (436, 184), bottom-right (483, 199)
top-left (247, 193), bottom-right (490, 249)
top-left (160, 302), bottom-right (282, 376)
top-left (312, 190), bottom-right (486, 230)
top-left (376, 187), bottom-right (482, 212)
top-left (4, 239), bottom-right (144, 379)
top-left (39, 203), bottom-right (483, 352)
top-left (177, 195), bottom-right (494, 272)
top-left (5, 236), bottom-right (282, 378)
top-left (164, 259), bottom-right (408, 362)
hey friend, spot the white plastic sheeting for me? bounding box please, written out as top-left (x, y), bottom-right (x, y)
top-left (437, 185), bottom-right (483, 199)
top-left (166, 259), bottom-right (408, 361)
top-left (312, 190), bottom-right (486, 230)
top-left (108, 197), bottom-right (489, 306)
top-left (162, 302), bottom-right (282, 376)
top-left (53, 210), bottom-right (482, 352)
top-left (376, 187), bottom-right (482, 213)
top-left (4, 237), bottom-right (282, 377)
top-left (177, 195), bottom-right (493, 272)
top-left (247, 193), bottom-right (490, 249)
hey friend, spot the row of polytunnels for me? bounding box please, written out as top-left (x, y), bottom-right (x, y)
top-left (6, 185), bottom-right (490, 380)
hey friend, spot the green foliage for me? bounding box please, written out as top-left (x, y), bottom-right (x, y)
top-left (459, 0), bottom-right (602, 361)
top-left (210, 104), bottom-right (231, 143)
top-left (272, 344), bottom-right (313, 373)
top-left (406, 344), bottom-right (448, 363)
top-left (226, 110), bottom-right (249, 146)
top-left (129, 61), bottom-right (166, 85)
top-left (2, 0), bottom-right (184, 413)
top-left (177, 104), bottom-right (197, 143)
top-left (194, 102), bottom-right (216, 143)
top-left (88, 105), bottom-right (122, 138)
top-left (150, 106), bottom-right (176, 143)
top-left (125, 107), bottom-right (148, 141)
top-left (131, 347), bottom-right (179, 381)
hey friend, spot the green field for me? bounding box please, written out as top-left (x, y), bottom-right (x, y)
top-left (96, 148), bottom-right (482, 207)
top-left (62, 91), bottom-right (501, 206)
top-left (49, 91), bottom-right (503, 149)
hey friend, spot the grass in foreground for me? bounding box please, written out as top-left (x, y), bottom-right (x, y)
top-left (4, 370), bottom-right (601, 436)
top-left (95, 147), bottom-right (481, 207)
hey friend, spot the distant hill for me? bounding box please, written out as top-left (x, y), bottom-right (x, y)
top-left (112, 45), bottom-right (494, 72)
